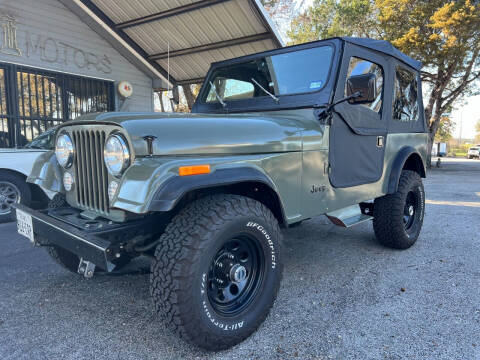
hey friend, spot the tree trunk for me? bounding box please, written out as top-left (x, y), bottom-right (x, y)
top-left (426, 131), bottom-right (435, 169)
top-left (426, 99), bottom-right (443, 169)
top-left (182, 85), bottom-right (195, 111)
top-left (159, 92), bottom-right (165, 112)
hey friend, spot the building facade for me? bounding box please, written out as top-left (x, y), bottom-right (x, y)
top-left (0, 0), bottom-right (156, 147)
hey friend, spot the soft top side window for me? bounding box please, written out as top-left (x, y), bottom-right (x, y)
top-left (345, 57), bottom-right (384, 113)
top-left (393, 67), bottom-right (419, 122)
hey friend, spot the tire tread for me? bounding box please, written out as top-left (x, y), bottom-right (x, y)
top-left (373, 170), bottom-right (424, 249)
top-left (150, 194), bottom-right (282, 350)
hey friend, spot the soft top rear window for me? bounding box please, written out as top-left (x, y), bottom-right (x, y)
top-left (201, 45), bottom-right (334, 104)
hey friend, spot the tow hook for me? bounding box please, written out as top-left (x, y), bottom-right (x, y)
top-left (78, 258), bottom-right (96, 278)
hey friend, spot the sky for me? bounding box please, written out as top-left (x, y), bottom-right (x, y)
top-left (451, 95), bottom-right (479, 141)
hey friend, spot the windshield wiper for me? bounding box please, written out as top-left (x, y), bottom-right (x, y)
top-left (209, 81), bottom-right (226, 108)
top-left (251, 78), bottom-right (279, 103)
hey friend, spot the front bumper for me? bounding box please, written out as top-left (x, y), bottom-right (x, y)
top-left (12, 204), bottom-right (141, 272)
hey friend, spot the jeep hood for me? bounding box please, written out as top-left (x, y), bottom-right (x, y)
top-left (70, 112), bottom-right (302, 156)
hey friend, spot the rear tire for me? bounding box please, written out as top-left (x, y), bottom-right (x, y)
top-left (373, 170), bottom-right (425, 249)
top-left (0, 172), bottom-right (31, 223)
top-left (150, 194), bottom-right (283, 350)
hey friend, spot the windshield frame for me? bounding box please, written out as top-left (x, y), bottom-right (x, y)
top-left (192, 39), bottom-right (342, 114)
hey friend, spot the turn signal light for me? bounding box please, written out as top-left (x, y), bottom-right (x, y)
top-left (179, 164), bottom-right (211, 176)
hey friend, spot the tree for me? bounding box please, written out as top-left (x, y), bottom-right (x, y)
top-left (288, 0), bottom-right (480, 166)
top-left (377, 0), bottom-right (480, 166)
top-left (182, 85), bottom-right (195, 110)
top-left (181, 84), bottom-right (202, 111)
top-left (261, 0), bottom-right (302, 20)
top-left (475, 119), bottom-right (480, 143)
top-left (288, 0), bottom-right (378, 43)
top-left (434, 115), bottom-right (455, 142)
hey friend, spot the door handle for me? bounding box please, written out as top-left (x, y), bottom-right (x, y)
top-left (377, 136), bottom-right (384, 147)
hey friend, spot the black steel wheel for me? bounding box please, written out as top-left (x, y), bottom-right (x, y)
top-left (403, 191), bottom-right (417, 231)
top-left (373, 170), bottom-right (425, 249)
top-left (0, 172), bottom-right (31, 223)
top-left (207, 236), bottom-right (264, 316)
top-left (150, 194), bottom-right (283, 350)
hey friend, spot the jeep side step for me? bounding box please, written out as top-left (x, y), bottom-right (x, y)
top-left (326, 204), bottom-right (373, 228)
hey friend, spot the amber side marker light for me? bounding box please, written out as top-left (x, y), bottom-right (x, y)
top-left (179, 164), bottom-right (211, 176)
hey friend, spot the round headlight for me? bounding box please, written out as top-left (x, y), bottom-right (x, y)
top-left (104, 134), bottom-right (130, 176)
top-left (55, 133), bottom-right (74, 168)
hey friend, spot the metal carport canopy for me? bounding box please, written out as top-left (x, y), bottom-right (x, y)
top-left (67, 0), bottom-right (284, 88)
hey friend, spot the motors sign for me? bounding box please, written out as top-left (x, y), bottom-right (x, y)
top-left (25, 33), bottom-right (112, 74)
top-left (0, 12), bottom-right (112, 74)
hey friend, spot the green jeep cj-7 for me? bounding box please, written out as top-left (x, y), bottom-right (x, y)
top-left (15, 37), bottom-right (427, 350)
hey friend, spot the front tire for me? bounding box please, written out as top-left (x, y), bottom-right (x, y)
top-left (0, 172), bottom-right (31, 223)
top-left (373, 170), bottom-right (425, 249)
top-left (150, 194), bottom-right (283, 350)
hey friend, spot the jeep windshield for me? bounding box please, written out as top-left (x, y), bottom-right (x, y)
top-left (200, 45), bottom-right (334, 106)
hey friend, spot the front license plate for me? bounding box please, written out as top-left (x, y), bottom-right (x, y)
top-left (16, 209), bottom-right (34, 243)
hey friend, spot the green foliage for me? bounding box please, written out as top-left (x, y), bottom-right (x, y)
top-left (475, 120), bottom-right (480, 143)
top-left (260, 0), bottom-right (280, 5)
top-left (287, 0), bottom-right (377, 43)
top-left (434, 115), bottom-right (454, 142)
top-left (449, 143), bottom-right (472, 157)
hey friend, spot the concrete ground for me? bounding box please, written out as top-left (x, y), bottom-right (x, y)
top-left (1, 158), bottom-right (479, 360)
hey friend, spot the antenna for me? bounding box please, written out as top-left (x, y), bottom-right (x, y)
top-left (167, 41), bottom-right (170, 91)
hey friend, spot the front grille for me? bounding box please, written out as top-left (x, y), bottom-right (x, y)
top-left (71, 129), bottom-right (109, 214)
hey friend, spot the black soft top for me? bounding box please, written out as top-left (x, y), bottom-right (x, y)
top-left (342, 37), bottom-right (422, 70)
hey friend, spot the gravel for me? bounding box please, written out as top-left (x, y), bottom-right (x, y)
top-left (1, 158), bottom-right (479, 360)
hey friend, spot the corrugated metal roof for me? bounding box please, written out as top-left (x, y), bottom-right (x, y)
top-left (82, 0), bottom-right (283, 85)
top-left (156, 39), bottom-right (276, 81)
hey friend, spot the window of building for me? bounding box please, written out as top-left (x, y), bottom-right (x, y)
top-left (0, 68), bottom-right (9, 147)
top-left (0, 62), bottom-right (114, 147)
top-left (345, 57), bottom-right (384, 112)
top-left (393, 67), bottom-right (419, 122)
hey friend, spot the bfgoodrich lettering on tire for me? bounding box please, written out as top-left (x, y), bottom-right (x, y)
top-left (373, 170), bottom-right (425, 249)
top-left (150, 194), bottom-right (283, 350)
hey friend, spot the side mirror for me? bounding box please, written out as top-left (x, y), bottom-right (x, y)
top-left (346, 73), bottom-right (377, 104)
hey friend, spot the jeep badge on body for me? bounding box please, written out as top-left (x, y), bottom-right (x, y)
top-left (15, 37), bottom-right (427, 350)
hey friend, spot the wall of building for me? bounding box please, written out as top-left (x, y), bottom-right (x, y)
top-left (0, 0), bottom-right (153, 112)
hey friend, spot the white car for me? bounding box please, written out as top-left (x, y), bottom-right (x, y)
top-left (467, 146), bottom-right (480, 159)
top-left (0, 128), bottom-right (57, 223)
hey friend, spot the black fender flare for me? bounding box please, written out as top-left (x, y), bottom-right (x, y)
top-left (147, 167), bottom-right (287, 224)
top-left (387, 146), bottom-right (426, 194)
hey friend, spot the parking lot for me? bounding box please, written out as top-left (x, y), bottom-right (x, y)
top-left (1, 158), bottom-right (479, 360)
